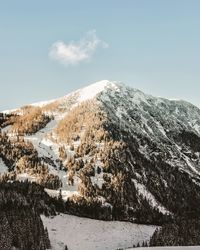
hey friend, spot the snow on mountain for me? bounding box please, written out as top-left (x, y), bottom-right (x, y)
top-left (94, 81), bottom-right (200, 177)
top-left (2, 80), bottom-right (200, 249)
top-left (74, 79), bottom-right (120, 103)
top-left (3, 79), bottom-right (200, 175)
top-left (4, 80), bottom-right (200, 179)
top-left (132, 179), bottom-right (171, 215)
top-left (28, 80), bottom-right (120, 110)
top-left (0, 158), bottom-right (8, 174)
top-left (2, 79), bottom-right (200, 224)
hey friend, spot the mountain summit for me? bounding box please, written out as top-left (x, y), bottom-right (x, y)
top-left (1, 80), bottom-right (200, 224)
top-left (31, 80), bottom-right (121, 108)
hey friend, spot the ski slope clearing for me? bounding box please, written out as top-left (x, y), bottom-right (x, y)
top-left (41, 213), bottom-right (157, 250)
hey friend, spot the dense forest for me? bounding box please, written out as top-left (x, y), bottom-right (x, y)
top-left (149, 217), bottom-right (200, 246)
top-left (0, 181), bottom-right (59, 249)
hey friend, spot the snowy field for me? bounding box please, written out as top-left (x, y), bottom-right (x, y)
top-left (127, 247), bottom-right (200, 250)
top-left (41, 213), bottom-right (157, 250)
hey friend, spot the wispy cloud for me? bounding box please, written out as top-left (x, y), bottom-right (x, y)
top-left (49, 30), bottom-right (108, 66)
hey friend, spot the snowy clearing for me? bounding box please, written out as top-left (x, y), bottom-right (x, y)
top-left (45, 188), bottom-right (80, 201)
top-left (41, 213), bottom-right (157, 250)
top-left (127, 247), bottom-right (200, 250)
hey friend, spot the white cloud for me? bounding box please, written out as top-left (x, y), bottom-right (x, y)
top-left (49, 30), bottom-right (108, 66)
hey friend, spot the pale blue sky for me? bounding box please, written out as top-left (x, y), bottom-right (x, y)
top-left (0, 0), bottom-right (200, 110)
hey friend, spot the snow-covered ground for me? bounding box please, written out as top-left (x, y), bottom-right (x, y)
top-left (17, 173), bottom-right (36, 182)
top-left (45, 187), bottom-right (80, 201)
top-left (41, 213), bottom-right (157, 250)
top-left (127, 247), bottom-right (200, 250)
top-left (0, 158), bottom-right (8, 174)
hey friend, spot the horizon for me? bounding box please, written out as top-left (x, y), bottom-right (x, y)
top-left (1, 0), bottom-right (200, 110)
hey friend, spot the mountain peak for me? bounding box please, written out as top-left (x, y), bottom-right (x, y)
top-left (28, 80), bottom-right (121, 109)
top-left (74, 80), bottom-right (122, 103)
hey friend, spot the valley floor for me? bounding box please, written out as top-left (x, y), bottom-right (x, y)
top-left (128, 247), bottom-right (200, 250)
top-left (41, 213), bottom-right (156, 250)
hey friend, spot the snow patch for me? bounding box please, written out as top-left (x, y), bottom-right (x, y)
top-left (76, 80), bottom-right (120, 103)
top-left (45, 188), bottom-right (79, 201)
top-left (132, 179), bottom-right (171, 215)
top-left (0, 158), bottom-right (8, 174)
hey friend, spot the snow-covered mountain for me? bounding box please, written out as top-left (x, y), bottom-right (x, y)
top-left (1, 80), bottom-right (200, 225)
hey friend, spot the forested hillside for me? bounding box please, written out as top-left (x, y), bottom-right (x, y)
top-left (1, 80), bottom-right (200, 247)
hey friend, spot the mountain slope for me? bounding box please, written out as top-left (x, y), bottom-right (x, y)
top-left (1, 80), bottom-right (200, 224)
